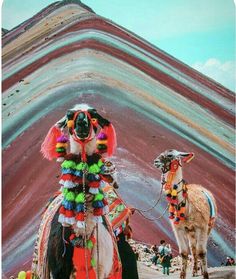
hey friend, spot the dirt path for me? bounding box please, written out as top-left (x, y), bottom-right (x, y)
top-left (138, 262), bottom-right (235, 279)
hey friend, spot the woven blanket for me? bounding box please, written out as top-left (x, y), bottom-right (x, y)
top-left (31, 193), bottom-right (63, 279)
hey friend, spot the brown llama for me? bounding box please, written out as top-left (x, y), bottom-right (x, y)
top-left (154, 149), bottom-right (217, 279)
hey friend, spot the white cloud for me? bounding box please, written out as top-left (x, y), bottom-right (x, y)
top-left (192, 59), bottom-right (235, 92)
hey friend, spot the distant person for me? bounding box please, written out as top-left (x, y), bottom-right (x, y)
top-left (226, 257), bottom-right (232, 266)
top-left (159, 240), bottom-right (172, 275)
top-left (144, 245), bottom-right (151, 254)
top-left (133, 247), bottom-right (140, 260)
top-left (229, 257), bottom-right (235, 265)
top-left (226, 256), bottom-right (235, 266)
top-left (151, 244), bottom-right (159, 265)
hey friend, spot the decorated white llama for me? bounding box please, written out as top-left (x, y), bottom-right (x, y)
top-left (154, 149), bottom-right (217, 279)
top-left (32, 104), bottom-right (121, 279)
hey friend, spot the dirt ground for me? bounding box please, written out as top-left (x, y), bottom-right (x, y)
top-left (138, 262), bottom-right (235, 279)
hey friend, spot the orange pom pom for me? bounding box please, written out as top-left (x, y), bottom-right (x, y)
top-left (67, 120), bottom-right (74, 128)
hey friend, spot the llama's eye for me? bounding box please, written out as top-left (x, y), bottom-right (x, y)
top-left (167, 154), bottom-right (173, 158)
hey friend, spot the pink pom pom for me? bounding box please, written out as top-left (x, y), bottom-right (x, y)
top-left (41, 125), bottom-right (63, 160)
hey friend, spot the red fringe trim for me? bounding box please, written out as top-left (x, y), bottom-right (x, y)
top-left (101, 124), bottom-right (117, 157)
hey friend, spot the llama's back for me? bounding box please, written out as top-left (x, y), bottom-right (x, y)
top-left (187, 184), bottom-right (217, 233)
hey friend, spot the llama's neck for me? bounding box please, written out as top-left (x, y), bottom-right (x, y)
top-left (164, 166), bottom-right (183, 188)
top-left (70, 136), bottom-right (97, 155)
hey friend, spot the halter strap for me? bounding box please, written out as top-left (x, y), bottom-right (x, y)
top-left (164, 160), bottom-right (180, 190)
top-left (71, 111), bottom-right (95, 162)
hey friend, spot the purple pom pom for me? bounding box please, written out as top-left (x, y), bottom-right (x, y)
top-left (57, 135), bottom-right (69, 143)
top-left (97, 132), bottom-right (107, 140)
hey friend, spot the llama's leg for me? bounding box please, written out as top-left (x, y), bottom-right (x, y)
top-left (173, 229), bottom-right (189, 279)
top-left (188, 230), bottom-right (198, 276)
top-left (196, 228), bottom-right (209, 279)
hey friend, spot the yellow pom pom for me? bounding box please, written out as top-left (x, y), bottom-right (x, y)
top-left (67, 120), bottom-right (74, 128)
top-left (171, 189), bottom-right (177, 196)
top-left (96, 139), bottom-right (107, 145)
top-left (56, 143), bottom-right (67, 148)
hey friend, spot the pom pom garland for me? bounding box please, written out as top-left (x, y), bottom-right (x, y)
top-left (58, 154), bottom-right (110, 227)
top-left (165, 180), bottom-right (188, 224)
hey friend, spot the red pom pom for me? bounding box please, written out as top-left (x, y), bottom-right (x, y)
top-left (74, 177), bottom-right (82, 184)
top-left (70, 233), bottom-right (76, 241)
top-left (65, 210), bottom-right (75, 218)
top-left (89, 181), bottom-right (100, 188)
top-left (60, 174), bottom-right (75, 181)
top-left (171, 199), bottom-right (178, 205)
top-left (59, 206), bottom-right (66, 215)
top-left (93, 208), bottom-right (103, 216)
top-left (76, 212), bottom-right (85, 221)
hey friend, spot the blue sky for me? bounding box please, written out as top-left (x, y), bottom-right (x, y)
top-left (1, 0), bottom-right (235, 91)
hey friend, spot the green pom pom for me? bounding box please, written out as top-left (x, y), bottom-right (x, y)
top-left (97, 160), bottom-right (104, 168)
top-left (89, 164), bottom-right (101, 174)
top-left (61, 160), bottom-right (76, 169)
top-left (76, 162), bottom-right (88, 171)
top-left (94, 192), bottom-right (104, 201)
top-left (62, 188), bottom-right (69, 196)
top-left (86, 239), bottom-right (93, 249)
top-left (66, 191), bottom-right (76, 201)
top-left (91, 258), bottom-right (96, 267)
top-left (75, 193), bottom-right (85, 203)
top-left (56, 147), bottom-right (65, 153)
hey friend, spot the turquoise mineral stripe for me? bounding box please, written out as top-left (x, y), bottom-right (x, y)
top-left (3, 52), bottom-right (234, 147)
top-left (2, 81), bottom-right (234, 168)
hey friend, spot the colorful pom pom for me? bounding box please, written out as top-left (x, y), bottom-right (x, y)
top-left (93, 208), bottom-right (103, 216)
top-left (91, 258), bottom-right (96, 267)
top-left (61, 160), bottom-right (77, 169)
top-left (75, 193), bottom-right (85, 203)
top-left (65, 210), bottom-right (75, 218)
top-left (89, 164), bottom-right (101, 174)
top-left (62, 200), bottom-right (74, 210)
top-left (86, 239), bottom-right (94, 249)
top-left (57, 135), bottom-right (69, 143)
top-left (76, 203), bottom-right (85, 212)
top-left (67, 120), bottom-right (74, 128)
top-left (65, 191), bottom-right (76, 201)
top-left (76, 212), bottom-right (85, 221)
top-left (94, 192), bottom-right (104, 201)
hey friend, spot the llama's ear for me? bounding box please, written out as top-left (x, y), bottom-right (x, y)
top-left (88, 109), bottom-right (110, 127)
top-left (180, 152), bottom-right (194, 163)
top-left (56, 116), bottom-right (67, 128)
top-left (88, 109), bottom-right (117, 156)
